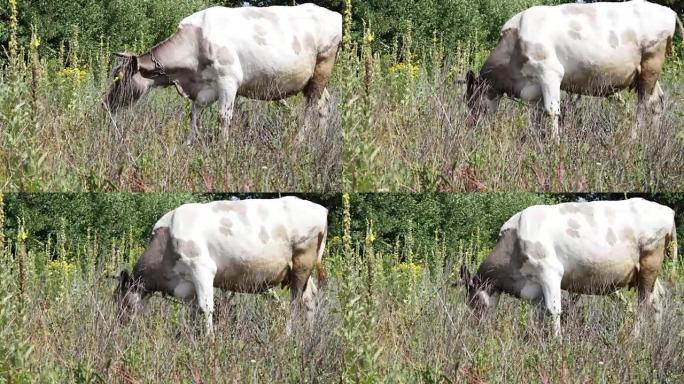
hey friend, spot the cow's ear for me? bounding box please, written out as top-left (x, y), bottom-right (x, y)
top-left (460, 264), bottom-right (473, 286)
top-left (466, 70), bottom-right (475, 91)
top-left (113, 51), bottom-right (132, 58)
top-left (118, 270), bottom-right (131, 293)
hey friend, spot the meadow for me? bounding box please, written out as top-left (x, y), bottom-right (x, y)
top-left (340, 31), bottom-right (684, 192)
top-left (0, 2), bottom-right (342, 192)
top-left (1, 193), bottom-right (683, 383)
top-left (2, 0), bottom-right (683, 191)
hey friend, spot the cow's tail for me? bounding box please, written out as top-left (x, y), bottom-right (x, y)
top-left (676, 15), bottom-right (684, 40)
top-left (315, 223), bottom-right (328, 285)
top-left (666, 219), bottom-right (678, 278)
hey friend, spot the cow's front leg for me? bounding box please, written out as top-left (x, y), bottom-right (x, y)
top-left (185, 101), bottom-right (204, 146)
top-left (540, 277), bottom-right (563, 339)
top-left (190, 268), bottom-right (217, 338)
top-left (539, 72), bottom-right (563, 144)
top-left (217, 79), bottom-right (238, 142)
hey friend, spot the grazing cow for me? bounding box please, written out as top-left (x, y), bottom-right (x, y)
top-left (464, 1), bottom-right (684, 142)
top-left (459, 198), bottom-right (677, 338)
top-left (103, 4), bottom-right (342, 145)
top-left (116, 196), bottom-right (328, 336)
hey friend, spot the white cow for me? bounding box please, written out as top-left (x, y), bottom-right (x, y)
top-left (459, 198), bottom-right (678, 338)
top-left (464, 0), bottom-right (684, 142)
top-left (104, 4), bottom-right (342, 145)
top-left (117, 196), bottom-right (328, 336)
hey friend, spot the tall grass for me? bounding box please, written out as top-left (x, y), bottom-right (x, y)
top-left (341, 26), bottom-right (684, 192)
top-left (0, 7), bottom-right (341, 192)
top-left (1, 196), bottom-right (682, 382)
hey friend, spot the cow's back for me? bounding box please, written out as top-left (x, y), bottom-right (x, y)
top-left (500, 1), bottom-right (677, 96)
top-left (178, 5), bottom-right (341, 67)
top-left (164, 197), bottom-right (327, 292)
top-left (511, 198), bottom-right (674, 292)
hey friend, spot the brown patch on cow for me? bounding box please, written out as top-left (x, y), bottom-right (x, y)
top-left (560, 203), bottom-right (596, 227)
top-left (303, 41), bottom-right (339, 102)
top-left (522, 240), bottom-right (546, 260)
top-left (569, 20), bottom-right (582, 31)
top-left (216, 47), bottom-right (234, 66)
top-left (259, 226), bottom-right (270, 244)
top-left (637, 238), bottom-right (666, 300)
top-left (244, 8), bottom-right (280, 25)
top-left (566, 228), bottom-right (580, 238)
top-left (174, 238), bottom-right (201, 258)
top-left (562, 4), bottom-right (597, 25)
top-left (621, 29), bottom-right (638, 46)
top-left (530, 43), bottom-right (547, 61)
top-left (292, 36), bottom-right (302, 55)
top-left (213, 202), bottom-right (249, 224)
top-left (254, 34), bottom-right (267, 46)
top-left (637, 40), bottom-right (667, 98)
top-left (254, 24), bottom-right (267, 36)
top-left (608, 30), bottom-right (619, 49)
top-left (272, 224), bottom-right (289, 241)
top-left (619, 227), bottom-right (637, 245)
top-left (219, 217), bottom-right (233, 237)
top-left (304, 33), bottom-right (316, 51)
top-left (257, 205), bottom-right (269, 220)
top-left (606, 228), bottom-right (617, 246)
top-left (567, 21), bottom-right (582, 39)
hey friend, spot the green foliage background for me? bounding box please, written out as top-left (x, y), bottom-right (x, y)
top-left (2, 0), bottom-right (682, 62)
top-left (2, 193), bottom-right (682, 267)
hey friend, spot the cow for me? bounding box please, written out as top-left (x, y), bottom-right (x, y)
top-left (103, 4), bottom-right (342, 145)
top-left (459, 198), bottom-right (678, 338)
top-left (116, 196), bottom-right (328, 337)
top-left (464, 1), bottom-right (684, 143)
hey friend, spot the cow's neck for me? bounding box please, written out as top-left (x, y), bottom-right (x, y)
top-left (479, 28), bottom-right (521, 97)
top-left (137, 25), bottom-right (202, 86)
top-left (475, 229), bottom-right (522, 295)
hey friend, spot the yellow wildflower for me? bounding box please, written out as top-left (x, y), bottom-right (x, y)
top-left (394, 262), bottom-right (422, 279)
top-left (388, 62), bottom-right (420, 78)
top-left (16, 228), bottom-right (28, 242)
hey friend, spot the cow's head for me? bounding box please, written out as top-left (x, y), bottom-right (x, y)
top-left (459, 264), bottom-right (494, 317)
top-left (102, 52), bottom-right (154, 112)
top-left (464, 70), bottom-right (500, 127)
top-left (115, 269), bottom-right (144, 323)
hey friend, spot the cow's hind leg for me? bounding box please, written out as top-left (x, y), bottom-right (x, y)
top-left (286, 237), bottom-right (319, 335)
top-left (634, 238), bottom-right (666, 337)
top-left (634, 40), bottom-right (667, 140)
top-left (300, 47), bottom-right (338, 145)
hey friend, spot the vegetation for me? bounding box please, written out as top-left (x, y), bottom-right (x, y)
top-left (1, 192), bottom-right (683, 382)
top-left (0, 1), bottom-right (342, 191)
top-left (339, 15), bottom-right (684, 191)
top-left (2, 1), bottom-right (683, 190)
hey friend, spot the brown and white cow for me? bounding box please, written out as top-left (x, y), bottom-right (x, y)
top-left (116, 196), bottom-right (328, 336)
top-left (103, 4), bottom-right (342, 145)
top-left (460, 198), bottom-right (678, 338)
top-left (464, 1), bottom-right (684, 142)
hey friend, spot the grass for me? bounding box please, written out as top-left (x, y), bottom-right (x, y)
top-left (3, 17), bottom-right (683, 192)
top-left (341, 35), bottom-right (684, 192)
top-left (0, 36), bottom-right (342, 192)
top-left (2, 206), bottom-right (682, 383)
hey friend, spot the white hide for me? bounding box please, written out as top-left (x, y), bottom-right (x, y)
top-left (178, 4), bottom-right (342, 104)
top-left (152, 196), bottom-right (328, 335)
